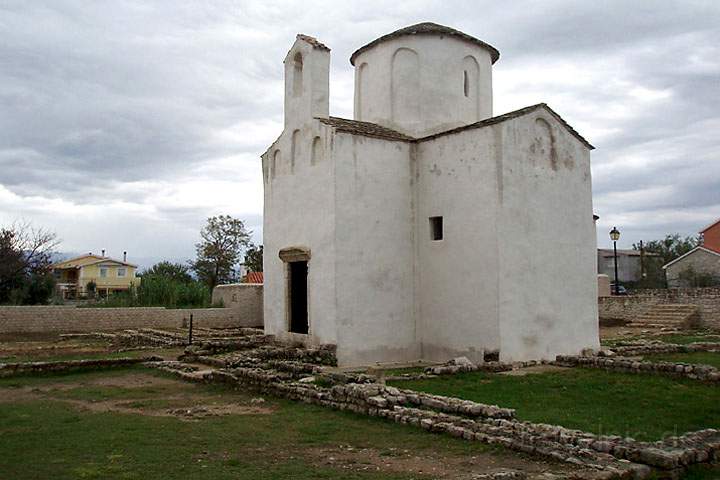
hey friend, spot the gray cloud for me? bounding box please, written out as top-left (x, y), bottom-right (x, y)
top-left (0, 0), bottom-right (718, 261)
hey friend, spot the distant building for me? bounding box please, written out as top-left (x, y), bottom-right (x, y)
top-left (597, 249), bottom-right (660, 284)
top-left (700, 218), bottom-right (720, 254)
top-left (52, 253), bottom-right (140, 299)
top-left (663, 219), bottom-right (720, 287)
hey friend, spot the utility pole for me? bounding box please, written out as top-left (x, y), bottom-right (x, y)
top-left (639, 240), bottom-right (645, 283)
top-left (610, 227), bottom-right (621, 295)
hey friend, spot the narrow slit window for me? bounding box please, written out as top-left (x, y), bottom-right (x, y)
top-left (311, 136), bottom-right (322, 165)
top-left (430, 216), bottom-right (443, 241)
top-left (292, 53), bottom-right (303, 97)
top-left (463, 70), bottom-right (469, 97)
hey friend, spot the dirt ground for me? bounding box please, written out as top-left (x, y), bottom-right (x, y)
top-left (0, 334), bottom-right (184, 363)
top-left (0, 371), bottom-right (274, 419)
top-left (499, 365), bottom-right (570, 376)
top-left (599, 325), bottom-right (658, 341)
top-left (306, 444), bottom-right (562, 478)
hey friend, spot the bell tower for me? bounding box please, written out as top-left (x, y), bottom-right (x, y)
top-left (284, 34), bottom-right (330, 128)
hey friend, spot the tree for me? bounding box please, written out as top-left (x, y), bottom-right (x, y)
top-left (143, 261), bottom-right (192, 283)
top-left (633, 233), bottom-right (701, 266)
top-left (632, 233), bottom-right (702, 288)
top-left (244, 244), bottom-right (263, 273)
top-left (0, 222), bottom-right (59, 304)
top-left (191, 215), bottom-right (250, 289)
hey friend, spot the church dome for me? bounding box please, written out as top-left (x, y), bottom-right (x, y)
top-left (351, 23), bottom-right (499, 137)
top-left (350, 22), bottom-right (500, 66)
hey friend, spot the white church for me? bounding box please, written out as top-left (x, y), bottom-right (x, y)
top-left (262, 23), bottom-right (600, 367)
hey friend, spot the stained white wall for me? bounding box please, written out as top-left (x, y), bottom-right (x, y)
top-left (264, 36), bottom-right (335, 347)
top-left (264, 35), bottom-right (597, 367)
top-left (262, 121), bottom-right (337, 347)
top-left (353, 35), bottom-right (493, 137)
top-left (284, 40), bottom-right (329, 129)
top-left (495, 112), bottom-right (599, 361)
top-left (333, 133), bottom-right (418, 366)
top-left (264, 110), bottom-right (598, 366)
top-left (415, 128), bottom-right (502, 363)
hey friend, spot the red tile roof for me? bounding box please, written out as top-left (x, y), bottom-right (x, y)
top-left (244, 271), bottom-right (263, 284)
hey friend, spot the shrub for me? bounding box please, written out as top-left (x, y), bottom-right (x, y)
top-left (89, 275), bottom-right (214, 309)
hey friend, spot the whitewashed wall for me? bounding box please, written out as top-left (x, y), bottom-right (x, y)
top-left (263, 34), bottom-right (598, 367)
top-left (333, 133), bottom-right (417, 366)
top-left (263, 36), bottom-right (337, 347)
top-left (262, 120), bottom-right (337, 347)
top-left (415, 127), bottom-right (502, 363)
top-left (495, 112), bottom-right (599, 361)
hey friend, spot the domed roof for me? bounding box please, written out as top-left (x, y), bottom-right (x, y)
top-left (350, 22), bottom-right (500, 65)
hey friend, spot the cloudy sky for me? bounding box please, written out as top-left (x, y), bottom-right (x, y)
top-left (1, 0), bottom-right (718, 268)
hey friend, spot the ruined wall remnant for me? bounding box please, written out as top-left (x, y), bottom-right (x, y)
top-left (211, 284), bottom-right (264, 328)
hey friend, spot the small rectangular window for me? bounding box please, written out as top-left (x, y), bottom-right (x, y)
top-left (430, 216), bottom-right (443, 241)
top-left (99, 267), bottom-right (108, 278)
top-left (117, 268), bottom-right (126, 277)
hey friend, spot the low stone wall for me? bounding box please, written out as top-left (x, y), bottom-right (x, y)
top-left (153, 360), bottom-right (720, 477)
top-left (598, 288), bottom-right (720, 328)
top-left (0, 356), bottom-right (162, 378)
top-left (0, 306), bottom-right (249, 334)
top-left (607, 340), bottom-right (720, 357)
top-left (211, 283), bottom-right (263, 327)
top-left (555, 355), bottom-right (720, 383)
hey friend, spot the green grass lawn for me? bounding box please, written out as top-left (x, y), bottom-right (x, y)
top-left (645, 333), bottom-right (720, 345)
top-left (0, 368), bottom-right (555, 480)
top-left (682, 464), bottom-right (720, 479)
top-left (1, 368), bottom-right (717, 479)
top-left (390, 368), bottom-right (720, 441)
top-left (643, 351), bottom-right (720, 369)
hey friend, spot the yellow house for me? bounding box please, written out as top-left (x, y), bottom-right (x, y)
top-left (52, 253), bottom-right (140, 299)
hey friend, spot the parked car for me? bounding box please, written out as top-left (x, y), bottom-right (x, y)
top-left (610, 284), bottom-right (628, 295)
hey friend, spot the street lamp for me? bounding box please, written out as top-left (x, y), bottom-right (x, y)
top-left (609, 226), bottom-right (621, 295)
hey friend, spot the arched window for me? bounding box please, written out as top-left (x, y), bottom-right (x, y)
top-left (291, 129), bottom-right (300, 172)
top-left (462, 56), bottom-right (480, 120)
top-left (292, 52), bottom-right (303, 97)
top-left (356, 63), bottom-right (369, 121)
top-left (272, 150), bottom-right (281, 178)
top-left (391, 48), bottom-right (420, 123)
top-left (311, 136), bottom-right (323, 165)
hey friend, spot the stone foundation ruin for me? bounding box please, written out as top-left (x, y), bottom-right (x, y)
top-left (4, 327), bottom-right (720, 478)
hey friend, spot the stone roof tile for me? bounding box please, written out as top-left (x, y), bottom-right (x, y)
top-left (297, 34), bottom-right (330, 51)
top-left (316, 103), bottom-right (593, 149)
top-left (317, 116), bottom-right (415, 142)
top-left (418, 103), bottom-right (595, 150)
top-left (350, 22), bottom-right (500, 65)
